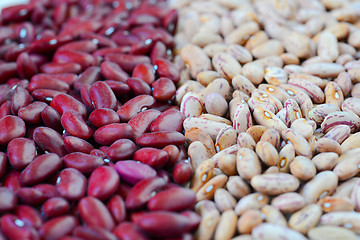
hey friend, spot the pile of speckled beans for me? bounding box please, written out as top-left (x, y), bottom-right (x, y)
top-left (1, 0), bottom-right (360, 239)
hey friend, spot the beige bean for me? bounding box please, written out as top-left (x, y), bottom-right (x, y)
top-left (237, 132), bottom-right (256, 150)
top-left (317, 31), bottom-right (339, 61)
top-left (283, 64), bottom-right (303, 75)
top-left (351, 180), bottom-right (360, 211)
top-left (199, 78), bottom-right (232, 102)
top-left (320, 212), bottom-right (360, 234)
top-left (232, 75), bottom-right (256, 96)
top-left (351, 83), bottom-right (360, 98)
top-left (231, 235), bottom-right (252, 240)
top-left (218, 154), bottom-right (236, 176)
top-left (271, 192), bottom-right (305, 213)
top-left (237, 209), bottom-right (263, 234)
top-left (225, 21), bottom-right (259, 45)
top-left (204, 92), bottom-right (228, 117)
top-left (236, 148), bottom-right (261, 181)
top-left (226, 176), bottom-right (251, 199)
top-left (342, 97), bottom-right (360, 117)
top-left (300, 171), bottom-right (338, 203)
top-left (288, 204), bottom-right (322, 234)
top-left (341, 132), bottom-right (360, 153)
top-left (196, 174), bottom-right (228, 201)
top-left (253, 106), bottom-right (287, 133)
top-left (323, 125), bottom-right (351, 144)
top-left (188, 141), bottom-right (213, 170)
top-left (315, 137), bottom-right (342, 155)
top-left (195, 200), bottom-right (220, 240)
top-left (289, 73), bottom-right (326, 89)
top-left (278, 143), bottom-right (295, 172)
top-left (312, 152), bottom-right (338, 171)
top-left (191, 159), bottom-right (214, 192)
top-left (234, 192), bottom-right (269, 216)
top-left (281, 128), bottom-right (312, 158)
top-left (211, 144), bottom-right (238, 167)
top-left (289, 156), bottom-right (317, 181)
top-left (335, 72), bottom-right (353, 97)
top-left (279, 84), bottom-right (313, 119)
top-left (214, 188), bottom-right (237, 212)
top-left (227, 44), bottom-right (253, 64)
top-left (283, 31), bottom-right (313, 58)
top-left (290, 118), bottom-right (315, 140)
top-left (251, 173), bottom-right (300, 195)
top-left (203, 42), bottom-right (227, 58)
top-left (233, 103), bottom-right (253, 132)
top-left (184, 117), bottom-right (230, 141)
top-left (318, 196), bottom-right (355, 212)
top-left (180, 92), bottom-right (203, 118)
top-left (308, 104), bottom-right (340, 124)
top-left (255, 141), bottom-right (279, 167)
top-left (180, 43), bottom-right (212, 78)
top-left (214, 210), bottom-right (237, 240)
top-left (251, 89), bottom-right (283, 112)
top-left (215, 126), bottom-right (237, 152)
top-left (324, 82), bottom-right (344, 108)
top-left (192, 31), bottom-right (223, 48)
top-left (248, 97), bottom-right (277, 114)
top-left (308, 226), bottom-right (357, 240)
top-left (252, 223), bottom-right (307, 240)
top-left (254, 56), bottom-right (284, 69)
top-left (176, 80), bottom-right (205, 104)
top-left (185, 127), bottom-right (216, 155)
top-left (242, 62), bottom-right (264, 85)
top-left (321, 111), bottom-right (360, 133)
top-left (263, 66), bottom-right (288, 86)
top-left (333, 178), bottom-right (360, 199)
top-left (302, 62), bottom-right (345, 78)
top-left (261, 205), bottom-right (287, 227)
top-left (252, 39), bottom-right (284, 59)
top-left (245, 31), bottom-right (269, 50)
top-left (246, 125), bottom-right (267, 143)
top-left (199, 113), bottom-right (233, 125)
top-left (288, 78), bottom-right (324, 104)
top-left (284, 98), bottom-right (302, 127)
top-left (339, 42), bottom-right (356, 56)
top-left (212, 52), bottom-right (242, 82)
top-left (196, 70), bottom-right (222, 87)
top-left (260, 128), bottom-right (280, 150)
top-left (336, 53), bottom-right (353, 66)
top-left (258, 84), bottom-right (291, 103)
top-left (280, 53), bottom-right (300, 65)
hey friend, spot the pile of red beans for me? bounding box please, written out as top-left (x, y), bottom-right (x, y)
top-left (0, 0), bottom-right (198, 239)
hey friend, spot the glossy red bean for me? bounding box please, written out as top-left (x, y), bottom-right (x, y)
top-left (39, 215), bottom-right (78, 240)
top-left (172, 160), bottom-right (193, 185)
top-left (58, 40), bottom-right (98, 53)
top-left (50, 93), bottom-right (87, 118)
top-left (105, 53), bottom-right (151, 73)
top-left (103, 80), bottom-right (131, 97)
top-left (94, 123), bottom-right (132, 146)
top-left (0, 187), bottom-right (17, 212)
top-left (136, 131), bottom-right (186, 148)
top-left (0, 100), bottom-right (11, 118)
top-left (89, 108), bottom-right (119, 128)
top-left (62, 152), bottom-right (104, 174)
top-left (106, 139), bottom-right (137, 161)
top-left (80, 32), bottom-right (117, 48)
top-left (133, 147), bottom-right (169, 169)
top-left (107, 195), bottom-right (126, 224)
top-left (56, 168), bottom-right (87, 201)
top-left (28, 77), bottom-right (70, 93)
top-left (126, 77), bottom-right (151, 95)
top-left (41, 197), bottom-right (70, 218)
top-left (0, 63), bottom-right (17, 84)
top-left (73, 226), bottom-right (118, 240)
top-left (100, 61), bottom-right (129, 83)
top-left (31, 73), bottom-right (78, 86)
top-left (20, 153), bottom-right (62, 186)
top-left (93, 46), bottom-right (131, 57)
top-left (88, 166), bottom-right (120, 200)
top-left (115, 160), bottom-right (157, 185)
top-left (7, 138), bottom-right (36, 170)
top-left (53, 50), bottom-right (95, 70)
top-left (32, 184), bottom-right (60, 200)
top-left (133, 211), bottom-right (196, 238)
top-left (40, 62), bottom-right (82, 74)
top-left (15, 205), bottom-right (43, 229)
top-left (10, 86), bottom-right (31, 115)
top-left (16, 52), bottom-right (38, 79)
top-left (31, 89), bottom-right (63, 103)
top-left (117, 95), bottom-right (155, 122)
top-left (89, 81), bottom-right (117, 110)
top-left (17, 187), bottom-right (46, 206)
top-left (18, 101), bottom-right (48, 125)
top-left (128, 109), bottom-right (161, 140)
top-left (132, 63), bottom-right (155, 85)
top-left (125, 177), bottom-right (167, 210)
top-left (147, 188), bottom-right (196, 212)
top-left (0, 152), bottom-right (7, 178)
top-left (0, 116), bottom-right (26, 145)
top-left (61, 110), bottom-right (93, 140)
top-left (3, 170), bottom-right (23, 192)
top-left (80, 84), bottom-right (95, 111)
top-left (152, 77), bottom-right (176, 101)
top-left (41, 106), bottom-right (63, 132)
top-left (154, 58), bottom-right (180, 83)
top-left (150, 41), bottom-right (167, 64)
top-left (151, 108), bottom-right (185, 132)
top-left (79, 196), bottom-right (115, 230)
top-left (111, 32), bottom-right (141, 46)
top-left (113, 222), bottom-right (150, 240)
top-left (63, 136), bottom-right (94, 154)
top-left (1, 214), bottom-right (39, 240)
top-left (33, 127), bottom-right (68, 157)
top-left (73, 66), bottom-right (101, 91)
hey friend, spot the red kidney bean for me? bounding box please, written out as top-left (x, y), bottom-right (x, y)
top-left (147, 188), bottom-right (196, 212)
top-left (53, 50), bottom-right (95, 70)
top-left (100, 61), bottom-right (129, 83)
top-left (63, 136), bottom-right (94, 154)
top-left (151, 108), bottom-right (185, 133)
top-left (115, 160), bottom-right (157, 185)
top-left (106, 139), bottom-right (137, 161)
top-left (61, 110), bottom-right (93, 140)
top-left (73, 66), bottom-right (101, 91)
top-left (18, 101), bottom-right (48, 125)
top-left (62, 152), bottom-right (104, 174)
top-left (136, 131), bottom-right (186, 148)
top-left (150, 41), bottom-right (167, 64)
top-left (40, 62), bottom-right (82, 74)
top-left (20, 153), bottom-right (62, 186)
top-left (162, 145), bottom-right (180, 168)
top-left (162, 9), bottom-right (178, 34)
top-left (7, 138), bottom-right (36, 170)
top-left (3, 170), bottom-right (23, 192)
top-left (107, 195), bottom-right (126, 224)
top-left (103, 80), bottom-right (131, 97)
top-left (111, 32), bottom-right (141, 46)
top-left (28, 77), bottom-right (70, 93)
top-left (56, 168), bottom-right (87, 201)
top-left (73, 226), bottom-right (118, 240)
top-left (133, 211), bottom-right (196, 238)
top-left (88, 166), bottom-right (120, 200)
top-left (132, 63), bottom-right (155, 85)
top-left (39, 215), bottom-right (79, 240)
top-left (117, 95), bottom-right (155, 122)
top-left (125, 177), bottom-right (167, 210)
top-left (0, 84), bottom-right (12, 105)
top-left (15, 22), bottom-right (35, 43)
top-left (0, 100), bottom-right (11, 118)
top-left (154, 59), bottom-right (180, 83)
top-left (126, 77), bottom-right (151, 95)
top-left (89, 108), bottom-right (119, 128)
top-left (31, 73), bottom-right (78, 86)
top-left (79, 196), bottom-right (115, 230)
top-left (41, 197), bottom-right (70, 218)
top-left (10, 86), bottom-right (31, 115)
top-left (50, 93), bottom-right (87, 118)
top-left (33, 184), bottom-right (60, 199)
top-left (1, 214), bottom-right (39, 240)
top-left (89, 81), bottom-right (117, 110)
top-left (0, 152), bottom-right (7, 178)
top-left (133, 147), bottom-right (169, 169)
top-left (94, 123), bottom-right (132, 146)
top-left (130, 39), bottom-right (155, 55)
top-left (17, 187), bottom-right (46, 206)
top-left (80, 84), bottom-right (95, 111)
top-left (128, 109), bottom-right (161, 140)
top-left (31, 89), bottom-right (63, 103)
top-left (93, 46), bottom-right (131, 57)
top-left (4, 44), bottom-right (27, 62)
top-left (152, 77), bottom-right (176, 101)
top-left (41, 106), bottom-right (63, 133)
top-left (0, 63), bottom-right (17, 84)
top-left (30, 54), bottom-right (49, 69)
top-left (113, 222), bottom-right (150, 240)
top-left (173, 160), bottom-right (193, 185)
top-left (59, 237), bottom-right (82, 240)
top-left (16, 52), bottom-right (38, 79)
top-left (0, 116), bottom-right (26, 145)
top-left (33, 127), bottom-right (68, 157)
top-left (58, 40), bottom-right (98, 53)
top-left (0, 187), bottom-right (17, 212)
top-left (80, 32), bottom-right (117, 48)
top-left (105, 53), bottom-right (151, 73)
top-left (15, 205), bottom-right (43, 229)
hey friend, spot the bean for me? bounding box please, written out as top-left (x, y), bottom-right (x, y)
top-left (87, 166), bottom-right (120, 200)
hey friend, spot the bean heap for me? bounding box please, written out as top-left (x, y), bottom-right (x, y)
top-left (171, 0), bottom-right (360, 239)
top-left (0, 0), bottom-right (199, 239)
